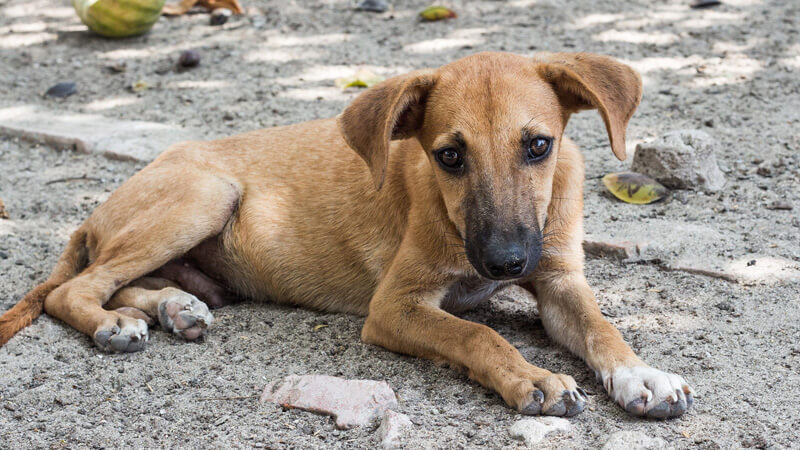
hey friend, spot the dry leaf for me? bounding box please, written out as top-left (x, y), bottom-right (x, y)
top-left (162, 0), bottom-right (243, 16)
top-left (419, 6), bottom-right (457, 21)
top-left (313, 324), bottom-right (328, 331)
top-left (131, 80), bottom-right (150, 92)
top-left (0, 198), bottom-right (8, 219)
top-left (602, 172), bottom-right (668, 205)
top-left (335, 69), bottom-right (386, 90)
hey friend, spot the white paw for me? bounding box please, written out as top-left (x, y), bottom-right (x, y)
top-left (602, 366), bottom-right (694, 419)
top-left (157, 290), bottom-right (213, 341)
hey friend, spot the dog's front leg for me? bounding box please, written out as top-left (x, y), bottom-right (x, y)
top-left (524, 271), bottom-right (694, 418)
top-left (362, 246), bottom-right (586, 416)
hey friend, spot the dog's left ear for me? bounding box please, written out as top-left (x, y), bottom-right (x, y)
top-left (535, 52), bottom-right (643, 161)
top-left (337, 70), bottom-right (438, 190)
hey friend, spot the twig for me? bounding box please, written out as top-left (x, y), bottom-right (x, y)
top-left (197, 395), bottom-right (260, 401)
top-left (658, 264), bottom-right (739, 283)
top-left (45, 175), bottom-right (103, 185)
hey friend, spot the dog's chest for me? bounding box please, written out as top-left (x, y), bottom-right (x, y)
top-left (440, 276), bottom-right (502, 314)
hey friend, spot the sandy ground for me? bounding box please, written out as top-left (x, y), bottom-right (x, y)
top-left (1, 0), bottom-right (799, 448)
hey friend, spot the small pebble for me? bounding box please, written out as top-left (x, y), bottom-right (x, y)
top-left (178, 50), bottom-right (201, 68)
top-left (210, 8), bottom-right (231, 26)
top-left (106, 60), bottom-right (127, 73)
top-left (690, 0), bottom-right (721, 8)
top-left (45, 82), bottom-right (77, 98)
top-left (355, 0), bottom-right (389, 12)
top-left (766, 201), bottom-right (792, 211)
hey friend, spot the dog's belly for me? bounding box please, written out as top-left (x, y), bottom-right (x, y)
top-left (204, 190), bottom-right (395, 316)
top-left (440, 276), bottom-right (503, 314)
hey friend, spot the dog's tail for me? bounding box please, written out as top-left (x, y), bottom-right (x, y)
top-left (0, 229), bottom-right (88, 347)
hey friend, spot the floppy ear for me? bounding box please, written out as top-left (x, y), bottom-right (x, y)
top-left (535, 52), bottom-right (643, 160)
top-left (337, 70), bottom-right (437, 190)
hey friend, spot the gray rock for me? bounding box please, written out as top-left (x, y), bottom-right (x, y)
top-left (602, 431), bottom-right (668, 449)
top-left (0, 104), bottom-right (205, 162)
top-left (632, 129), bottom-right (726, 192)
top-left (377, 410), bottom-right (412, 449)
top-left (508, 417), bottom-right (570, 447)
top-left (355, 0), bottom-right (389, 13)
top-left (44, 81), bottom-right (76, 98)
top-left (261, 374), bottom-right (398, 429)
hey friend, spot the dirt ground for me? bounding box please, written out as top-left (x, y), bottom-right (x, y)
top-left (1, 0), bottom-right (799, 448)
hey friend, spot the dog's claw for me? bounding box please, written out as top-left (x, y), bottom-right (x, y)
top-left (563, 390), bottom-right (586, 417)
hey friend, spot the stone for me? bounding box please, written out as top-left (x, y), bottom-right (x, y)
top-left (260, 374), bottom-right (398, 429)
top-left (44, 81), bottom-right (77, 98)
top-left (631, 129), bottom-right (726, 192)
top-left (583, 239), bottom-right (650, 261)
top-left (178, 50), bottom-right (201, 69)
top-left (508, 417), bottom-right (570, 447)
top-left (210, 8), bottom-right (232, 26)
top-left (602, 431), bottom-right (668, 449)
top-left (0, 105), bottom-right (205, 162)
top-left (355, 0), bottom-right (389, 13)
top-left (376, 410), bottom-right (412, 449)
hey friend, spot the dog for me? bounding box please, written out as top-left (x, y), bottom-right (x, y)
top-left (0, 52), bottom-right (693, 419)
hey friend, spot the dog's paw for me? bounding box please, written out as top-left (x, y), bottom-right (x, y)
top-left (94, 316), bottom-right (149, 353)
top-left (602, 366), bottom-right (693, 419)
top-left (518, 373), bottom-right (587, 417)
top-left (158, 289), bottom-right (213, 341)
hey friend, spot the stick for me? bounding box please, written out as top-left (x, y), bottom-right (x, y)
top-left (45, 175), bottom-right (103, 185)
top-left (197, 395), bottom-right (260, 401)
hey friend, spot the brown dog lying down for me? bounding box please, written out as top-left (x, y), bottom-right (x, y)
top-left (0, 52), bottom-right (693, 419)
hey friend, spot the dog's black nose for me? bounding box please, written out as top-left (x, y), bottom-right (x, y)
top-left (485, 249), bottom-right (527, 279)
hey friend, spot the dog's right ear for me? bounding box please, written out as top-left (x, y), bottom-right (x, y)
top-left (534, 52), bottom-right (642, 161)
top-left (337, 70), bottom-right (437, 190)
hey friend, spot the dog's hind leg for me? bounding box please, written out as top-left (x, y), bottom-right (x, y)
top-left (43, 163), bottom-right (240, 352)
top-left (106, 277), bottom-right (213, 341)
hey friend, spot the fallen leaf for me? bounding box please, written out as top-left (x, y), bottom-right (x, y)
top-left (131, 80), bottom-right (150, 92)
top-left (335, 69), bottom-right (386, 90)
top-left (681, 430), bottom-right (691, 439)
top-left (313, 324), bottom-right (328, 331)
top-left (162, 0), bottom-right (243, 15)
top-left (419, 5), bottom-right (457, 21)
top-left (602, 172), bottom-right (668, 205)
top-left (0, 198), bottom-right (8, 219)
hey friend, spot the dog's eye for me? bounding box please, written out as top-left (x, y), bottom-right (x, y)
top-left (527, 136), bottom-right (552, 161)
top-left (435, 148), bottom-right (464, 171)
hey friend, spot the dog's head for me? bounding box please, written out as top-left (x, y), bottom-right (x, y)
top-left (338, 52), bottom-right (642, 280)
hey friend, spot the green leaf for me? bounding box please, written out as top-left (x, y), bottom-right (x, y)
top-left (419, 6), bottom-right (457, 21)
top-left (602, 172), bottom-right (668, 204)
top-left (335, 69), bottom-right (386, 90)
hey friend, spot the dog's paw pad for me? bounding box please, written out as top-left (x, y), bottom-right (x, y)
top-left (520, 389), bottom-right (545, 415)
top-left (158, 291), bottom-right (213, 341)
top-left (518, 374), bottom-right (587, 417)
top-left (544, 390), bottom-right (586, 417)
top-left (605, 366), bottom-right (694, 419)
top-left (94, 318), bottom-right (149, 353)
